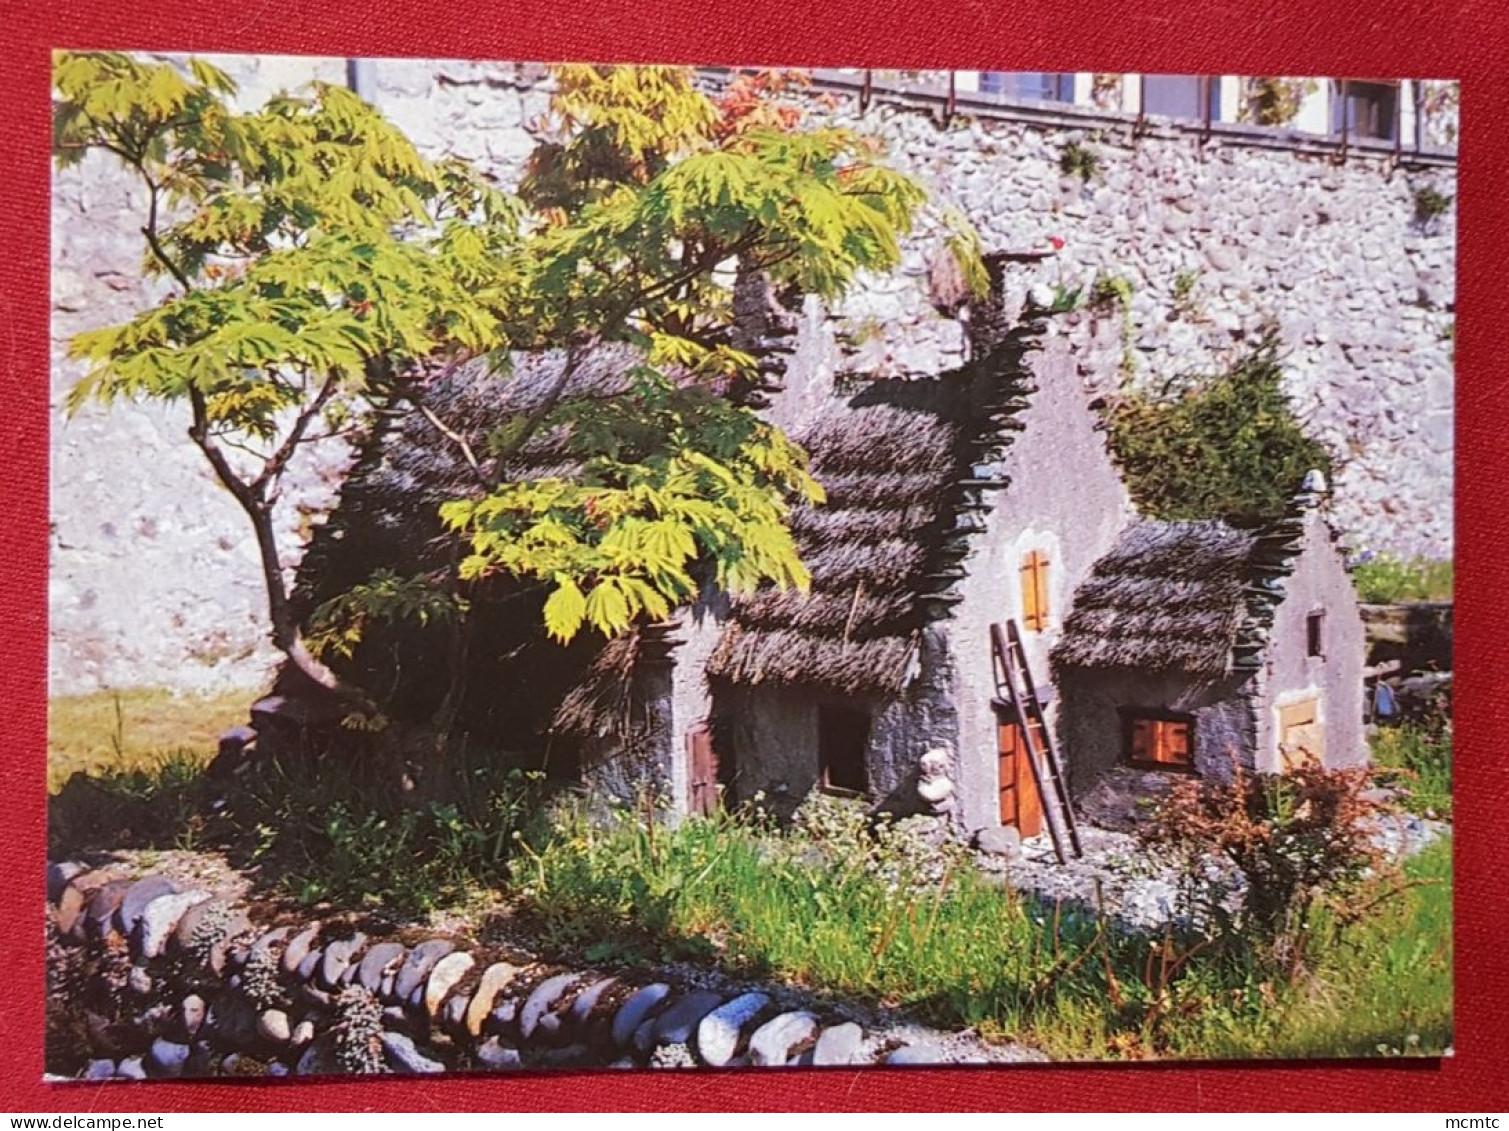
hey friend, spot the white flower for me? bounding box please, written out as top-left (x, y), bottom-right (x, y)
top-left (1029, 283), bottom-right (1056, 308)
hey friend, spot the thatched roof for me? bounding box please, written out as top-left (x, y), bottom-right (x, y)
top-left (288, 345), bottom-right (689, 742)
top-left (1052, 511), bottom-right (1310, 678)
top-left (706, 324), bottom-right (1044, 697)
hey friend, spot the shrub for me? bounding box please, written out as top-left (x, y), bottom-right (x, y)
top-left (1104, 335), bottom-right (1333, 524)
top-left (218, 747), bottom-right (546, 917)
top-left (1349, 553), bottom-right (1454, 603)
top-left (1060, 139), bottom-right (1102, 180)
top-left (1141, 761), bottom-right (1387, 957)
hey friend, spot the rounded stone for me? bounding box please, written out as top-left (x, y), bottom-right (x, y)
top-left (465, 963), bottom-right (518, 1038)
top-left (85, 879), bottom-right (133, 937)
top-left (317, 932), bottom-right (366, 991)
top-left (116, 875), bottom-right (177, 935)
top-left (290, 1020), bottom-right (316, 1048)
top-left (180, 993), bottom-right (207, 1038)
top-left (568, 976), bottom-right (619, 1035)
top-left (393, 938), bottom-right (454, 1002)
top-left (748, 1010), bottom-right (818, 1067)
top-left (355, 941), bottom-right (406, 994)
top-left (136, 890), bottom-right (211, 959)
top-left (247, 925), bottom-right (293, 961)
top-left (281, 924), bottom-right (322, 975)
top-left (610, 983), bottom-right (671, 1047)
top-left (812, 1021), bottom-right (865, 1066)
top-left (115, 1057), bottom-right (146, 1081)
top-left (256, 1008), bottom-right (291, 1045)
top-left (475, 1038), bottom-right (522, 1071)
top-left (885, 1042), bottom-right (950, 1065)
top-left (47, 861), bottom-right (85, 905)
top-left (653, 990), bottom-right (724, 1045)
top-left (423, 950), bottom-right (475, 1018)
top-left (145, 1038), bottom-right (190, 1079)
top-left (519, 972), bottom-right (577, 1040)
top-left (695, 992), bottom-right (770, 1067)
top-left (380, 1031), bottom-right (445, 1075)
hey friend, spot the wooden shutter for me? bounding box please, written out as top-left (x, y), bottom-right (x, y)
top-left (1157, 720), bottom-right (1191, 765)
top-left (1020, 550), bottom-right (1050, 631)
top-left (1128, 715), bottom-right (1193, 767)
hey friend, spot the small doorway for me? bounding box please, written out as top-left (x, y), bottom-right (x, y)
top-left (818, 704), bottom-right (870, 793)
top-left (686, 724), bottom-right (721, 817)
top-left (997, 710), bottom-right (1044, 837)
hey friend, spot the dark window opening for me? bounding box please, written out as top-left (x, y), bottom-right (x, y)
top-left (819, 704), bottom-right (870, 793)
top-left (980, 72), bottom-right (1075, 102)
top-left (1307, 610), bottom-right (1326, 658)
top-left (1123, 709), bottom-right (1195, 770)
top-left (1332, 80), bottom-right (1398, 141)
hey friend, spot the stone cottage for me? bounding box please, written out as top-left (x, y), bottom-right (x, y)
top-left (280, 343), bottom-right (738, 799)
top-left (1050, 478), bottom-right (1367, 790)
top-left (703, 297), bottom-right (1134, 834)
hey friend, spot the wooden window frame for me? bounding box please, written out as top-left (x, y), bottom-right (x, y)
top-left (1122, 708), bottom-right (1197, 772)
top-left (1020, 549), bottom-right (1052, 632)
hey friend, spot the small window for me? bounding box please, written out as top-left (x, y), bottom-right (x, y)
top-left (818, 704), bottom-right (869, 793)
top-left (1125, 711), bottom-right (1194, 769)
top-left (1332, 80), bottom-right (1398, 141)
top-left (1142, 75), bottom-right (1221, 121)
top-left (1306, 610), bottom-right (1326, 658)
top-left (980, 72), bottom-right (1075, 103)
top-left (1020, 550), bottom-right (1051, 632)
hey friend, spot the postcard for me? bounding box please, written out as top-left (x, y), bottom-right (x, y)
top-left (46, 54), bottom-right (1454, 1079)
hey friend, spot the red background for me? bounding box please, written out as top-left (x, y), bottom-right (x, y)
top-left (4, 0), bottom-right (1505, 1112)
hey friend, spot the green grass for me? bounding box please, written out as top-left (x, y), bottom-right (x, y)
top-left (1350, 555), bottom-right (1454, 604)
top-left (1198, 836), bottom-right (1453, 1059)
top-left (48, 688), bottom-right (252, 793)
top-left (1371, 721), bottom-right (1453, 819)
top-left (516, 798), bottom-right (1453, 1061)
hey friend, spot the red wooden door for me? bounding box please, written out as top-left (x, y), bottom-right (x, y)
top-left (997, 718), bottom-right (1043, 837)
top-left (687, 725), bottom-right (720, 817)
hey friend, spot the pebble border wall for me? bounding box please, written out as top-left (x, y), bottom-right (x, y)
top-left (49, 57), bottom-right (1456, 696)
top-left (46, 860), bottom-right (1041, 1077)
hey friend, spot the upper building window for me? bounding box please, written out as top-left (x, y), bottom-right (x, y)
top-left (1142, 75), bottom-right (1221, 121)
top-left (980, 72), bottom-right (1075, 103)
top-left (1307, 610), bottom-right (1326, 659)
top-left (1332, 80), bottom-right (1398, 141)
top-left (1020, 549), bottom-right (1051, 632)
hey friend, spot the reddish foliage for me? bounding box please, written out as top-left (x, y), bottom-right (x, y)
top-left (1140, 760), bottom-right (1388, 937)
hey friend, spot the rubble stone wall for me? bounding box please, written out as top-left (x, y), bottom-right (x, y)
top-left (49, 59), bottom-right (1455, 695)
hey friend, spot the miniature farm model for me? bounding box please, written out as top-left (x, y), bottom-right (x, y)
top-left (47, 54), bottom-right (1455, 1078)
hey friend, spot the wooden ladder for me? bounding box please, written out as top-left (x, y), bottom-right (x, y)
top-left (990, 620), bottom-right (1082, 863)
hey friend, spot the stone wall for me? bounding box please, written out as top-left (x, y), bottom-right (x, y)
top-left (807, 89), bottom-right (1455, 565)
top-left (49, 58), bottom-right (1455, 695)
top-left (47, 860), bottom-right (1017, 1078)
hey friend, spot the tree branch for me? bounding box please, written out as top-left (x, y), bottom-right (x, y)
top-left (251, 369), bottom-right (341, 497)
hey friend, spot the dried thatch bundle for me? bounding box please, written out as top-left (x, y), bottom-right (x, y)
top-left (551, 630), bottom-right (645, 737)
top-left (707, 625), bottom-right (917, 696)
top-left (1052, 519), bottom-right (1293, 677)
top-left (708, 338), bottom-right (1040, 697)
